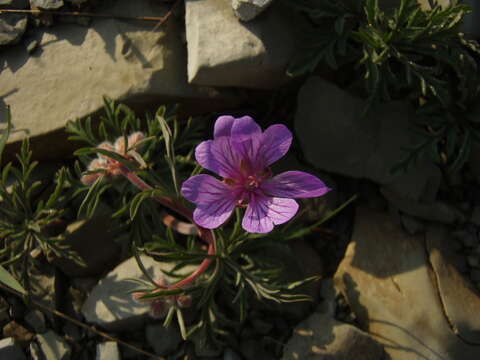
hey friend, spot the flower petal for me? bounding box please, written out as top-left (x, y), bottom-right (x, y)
top-left (195, 138), bottom-right (242, 178)
top-left (181, 174), bottom-right (234, 204)
top-left (242, 195), bottom-right (299, 233)
top-left (230, 116), bottom-right (263, 171)
top-left (231, 116), bottom-right (262, 143)
top-left (214, 115), bottom-right (235, 138)
top-left (193, 200), bottom-right (236, 229)
top-left (259, 124), bottom-right (292, 166)
top-left (261, 171), bottom-right (331, 198)
top-left (181, 175), bottom-right (237, 229)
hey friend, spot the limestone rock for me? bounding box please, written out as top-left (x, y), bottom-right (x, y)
top-left (96, 341), bottom-right (120, 360)
top-left (81, 255), bottom-right (195, 331)
top-left (283, 312), bottom-right (385, 360)
top-left (0, 14), bottom-right (27, 45)
top-left (0, 337), bottom-right (25, 360)
top-left (1, 0), bottom-right (238, 160)
top-left (295, 77), bottom-right (440, 200)
top-left (30, 0), bottom-right (63, 9)
top-left (36, 331), bottom-right (71, 360)
top-left (232, 0), bottom-right (274, 21)
top-left (334, 207), bottom-right (480, 360)
top-left (185, 0), bottom-right (294, 88)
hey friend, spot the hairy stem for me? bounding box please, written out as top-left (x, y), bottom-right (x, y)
top-left (118, 165), bottom-right (216, 289)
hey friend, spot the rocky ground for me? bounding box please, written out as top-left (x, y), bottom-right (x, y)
top-left (1, 0), bottom-right (480, 359)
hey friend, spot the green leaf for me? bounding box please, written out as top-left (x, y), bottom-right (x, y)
top-left (0, 265), bottom-right (26, 295)
top-left (156, 112), bottom-right (179, 196)
top-left (0, 106), bottom-right (12, 165)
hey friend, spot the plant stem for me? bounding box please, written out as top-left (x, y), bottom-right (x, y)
top-left (118, 165), bottom-right (216, 290)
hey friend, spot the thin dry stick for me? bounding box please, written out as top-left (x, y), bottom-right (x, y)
top-left (0, 283), bottom-right (164, 360)
top-left (0, 8), bottom-right (172, 23)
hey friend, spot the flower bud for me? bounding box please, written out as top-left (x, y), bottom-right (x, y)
top-left (128, 132), bottom-right (145, 150)
top-left (176, 294), bottom-right (192, 309)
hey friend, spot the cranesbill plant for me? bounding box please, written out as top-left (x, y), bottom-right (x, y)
top-left (70, 101), bottom-right (345, 346)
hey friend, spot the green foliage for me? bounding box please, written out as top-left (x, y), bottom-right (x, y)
top-left (284, 0), bottom-right (480, 173)
top-left (0, 109), bottom-right (81, 291)
top-left (285, 0), bottom-right (477, 104)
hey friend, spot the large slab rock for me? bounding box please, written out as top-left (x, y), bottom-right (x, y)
top-left (1, 0), bottom-right (238, 160)
top-left (81, 255), bottom-right (195, 331)
top-left (295, 77), bottom-right (440, 201)
top-left (282, 312), bottom-right (386, 360)
top-left (185, 0), bottom-right (294, 89)
top-left (334, 207), bottom-right (480, 360)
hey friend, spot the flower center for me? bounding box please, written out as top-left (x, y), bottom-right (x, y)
top-left (245, 175), bottom-right (262, 190)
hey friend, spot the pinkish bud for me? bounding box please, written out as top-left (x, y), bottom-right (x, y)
top-left (176, 294), bottom-right (192, 309)
top-left (114, 137), bottom-right (127, 155)
top-left (127, 132), bottom-right (145, 150)
top-left (97, 141), bottom-right (115, 159)
top-left (80, 173), bottom-right (101, 185)
top-left (88, 158), bottom-right (108, 171)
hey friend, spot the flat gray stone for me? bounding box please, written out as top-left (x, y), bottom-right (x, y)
top-left (0, 337), bottom-right (25, 360)
top-left (283, 313), bottom-right (385, 359)
top-left (81, 255), bottom-right (195, 331)
top-left (295, 77), bottom-right (440, 200)
top-left (1, 0), bottom-right (239, 160)
top-left (96, 341), bottom-right (120, 360)
top-left (37, 331), bottom-right (71, 360)
top-left (232, 0), bottom-right (274, 21)
top-left (185, 0), bottom-right (294, 88)
top-left (335, 207), bottom-right (480, 360)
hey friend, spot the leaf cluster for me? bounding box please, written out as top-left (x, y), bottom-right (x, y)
top-left (0, 109), bottom-right (81, 292)
top-left (284, 0), bottom-right (480, 173)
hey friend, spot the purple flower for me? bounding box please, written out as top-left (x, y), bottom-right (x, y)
top-left (181, 116), bottom-right (331, 233)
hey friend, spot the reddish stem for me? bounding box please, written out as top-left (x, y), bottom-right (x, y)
top-left (118, 165), bottom-right (216, 290)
